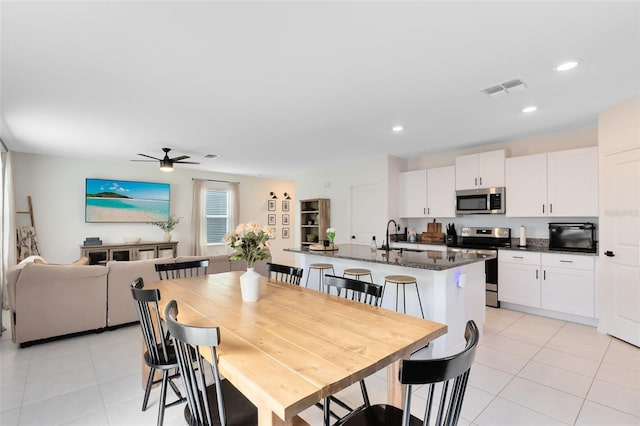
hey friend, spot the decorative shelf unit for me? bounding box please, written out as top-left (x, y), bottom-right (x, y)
top-left (300, 198), bottom-right (330, 250)
top-left (81, 241), bottom-right (178, 265)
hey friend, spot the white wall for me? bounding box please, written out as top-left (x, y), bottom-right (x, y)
top-left (295, 155), bottom-right (396, 245)
top-left (11, 152), bottom-right (295, 264)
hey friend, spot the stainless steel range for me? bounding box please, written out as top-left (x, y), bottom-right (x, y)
top-left (455, 227), bottom-right (511, 308)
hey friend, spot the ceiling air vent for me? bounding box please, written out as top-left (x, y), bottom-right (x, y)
top-left (482, 77), bottom-right (527, 99)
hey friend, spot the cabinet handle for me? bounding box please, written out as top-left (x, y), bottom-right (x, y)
top-left (512, 256), bottom-right (524, 259)
top-left (559, 260), bottom-right (573, 263)
top-left (424, 208), bottom-right (426, 215)
top-left (542, 204), bottom-right (545, 214)
top-left (427, 207), bottom-right (430, 215)
top-left (536, 270), bottom-right (539, 279)
top-left (543, 270), bottom-right (546, 280)
top-left (550, 203), bottom-right (553, 213)
top-left (475, 177), bottom-right (478, 186)
top-left (479, 177), bottom-right (483, 186)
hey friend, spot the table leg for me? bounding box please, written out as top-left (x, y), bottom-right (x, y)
top-left (387, 360), bottom-right (405, 408)
top-left (258, 407), bottom-right (310, 426)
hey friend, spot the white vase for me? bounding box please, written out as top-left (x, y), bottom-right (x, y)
top-left (164, 232), bottom-right (172, 242)
top-left (240, 267), bottom-right (261, 302)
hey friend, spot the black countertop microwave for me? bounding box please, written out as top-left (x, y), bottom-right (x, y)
top-left (548, 222), bottom-right (597, 253)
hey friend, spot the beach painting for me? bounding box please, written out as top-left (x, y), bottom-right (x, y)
top-left (85, 178), bottom-right (170, 223)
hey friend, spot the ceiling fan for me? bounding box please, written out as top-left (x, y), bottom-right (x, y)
top-left (131, 147), bottom-right (200, 172)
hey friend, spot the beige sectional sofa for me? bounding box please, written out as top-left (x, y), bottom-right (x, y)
top-left (7, 255), bottom-right (267, 346)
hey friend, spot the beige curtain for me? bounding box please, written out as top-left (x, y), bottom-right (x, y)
top-left (191, 179), bottom-right (208, 256)
top-left (228, 182), bottom-right (239, 232)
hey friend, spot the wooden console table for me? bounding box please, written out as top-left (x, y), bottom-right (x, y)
top-left (80, 241), bottom-right (178, 265)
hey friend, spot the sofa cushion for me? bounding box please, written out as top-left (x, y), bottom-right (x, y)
top-left (11, 262), bottom-right (108, 344)
top-left (106, 257), bottom-right (175, 327)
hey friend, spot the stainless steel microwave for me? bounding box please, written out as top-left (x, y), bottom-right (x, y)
top-left (455, 187), bottom-right (505, 215)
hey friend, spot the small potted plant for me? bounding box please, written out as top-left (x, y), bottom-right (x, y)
top-left (150, 215), bottom-right (181, 242)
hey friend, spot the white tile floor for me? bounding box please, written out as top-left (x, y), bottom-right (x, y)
top-left (1, 307), bottom-right (639, 426)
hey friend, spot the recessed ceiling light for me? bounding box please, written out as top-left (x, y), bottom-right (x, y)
top-left (522, 106), bottom-right (537, 113)
top-left (392, 126), bottom-right (404, 132)
top-left (555, 59), bottom-right (581, 71)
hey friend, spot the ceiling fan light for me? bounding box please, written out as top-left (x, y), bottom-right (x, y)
top-left (160, 159), bottom-right (173, 171)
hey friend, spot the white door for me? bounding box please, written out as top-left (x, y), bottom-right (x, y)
top-left (350, 183), bottom-right (382, 245)
top-left (600, 148), bottom-right (640, 346)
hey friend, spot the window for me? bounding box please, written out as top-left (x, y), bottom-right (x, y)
top-left (206, 189), bottom-right (229, 244)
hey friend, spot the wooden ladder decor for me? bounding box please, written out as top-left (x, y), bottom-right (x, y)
top-left (16, 195), bottom-right (35, 229)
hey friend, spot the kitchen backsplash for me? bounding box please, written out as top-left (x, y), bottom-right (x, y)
top-left (402, 216), bottom-right (599, 241)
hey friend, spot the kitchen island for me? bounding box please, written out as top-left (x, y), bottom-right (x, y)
top-left (285, 244), bottom-right (494, 356)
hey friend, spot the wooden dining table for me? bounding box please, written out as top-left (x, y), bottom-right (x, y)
top-left (145, 271), bottom-right (447, 426)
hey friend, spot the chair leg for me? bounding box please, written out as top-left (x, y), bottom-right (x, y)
top-left (414, 282), bottom-right (425, 318)
top-left (157, 370), bottom-right (169, 426)
top-left (359, 379), bottom-right (370, 407)
top-left (323, 397), bottom-right (331, 426)
top-left (142, 368), bottom-right (155, 411)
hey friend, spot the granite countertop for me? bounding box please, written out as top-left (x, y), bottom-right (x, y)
top-left (284, 243), bottom-right (495, 271)
top-left (391, 238), bottom-right (598, 257)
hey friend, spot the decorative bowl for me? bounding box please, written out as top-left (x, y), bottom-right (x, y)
top-left (123, 237), bottom-right (141, 244)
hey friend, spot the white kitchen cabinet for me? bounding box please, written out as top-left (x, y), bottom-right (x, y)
top-left (455, 149), bottom-right (505, 190)
top-left (547, 147), bottom-right (598, 216)
top-left (498, 250), bottom-right (541, 307)
top-left (506, 146), bottom-right (598, 217)
top-left (541, 253), bottom-right (595, 317)
top-left (426, 166), bottom-right (456, 218)
top-left (399, 169), bottom-right (427, 218)
top-left (399, 166), bottom-right (456, 218)
top-left (505, 153), bottom-right (547, 217)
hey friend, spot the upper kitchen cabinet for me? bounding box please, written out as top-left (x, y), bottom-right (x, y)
top-left (455, 149), bottom-right (505, 190)
top-left (426, 166), bottom-right (456, 218)
top-left (399, 166), bottom-right (456, 218)
top-left (547, 147), bottom-right (598, 216)
top-left (399, 169), bottom-right (427, 218)
top-left (506, 147), bottom-right (598, 217)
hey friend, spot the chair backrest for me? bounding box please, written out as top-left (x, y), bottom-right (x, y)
top-left (155, 259), bottom-right (209, 280)
top-left (399, 320), bottom-right (479, 426)
top-left (323, 274), bottom-right (383, 306)
top-left (130, 277), bottom-right (171, 365)
top-left (165, 300), bottom-right (227, 426)
top-left (265, 262), bottom-right (304, 286)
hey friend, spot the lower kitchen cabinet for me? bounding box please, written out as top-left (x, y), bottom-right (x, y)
top-left (498, 251), bottom-right (541, 307)
top-left (541, 253), bottom-right (595, 317)
top-left (499, 249), bottom-right (596, 320)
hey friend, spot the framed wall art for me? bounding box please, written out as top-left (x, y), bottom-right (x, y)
top-left (268, 214), bottom-right (276, 226)
top-left (282, 214), bottom-right (290, 226)
top-left (282, 228), bottom-right (289, 239)
top-left (268, 200), bottom-right (276, 211)
top-left (282, 200), bottom-right (290, 212)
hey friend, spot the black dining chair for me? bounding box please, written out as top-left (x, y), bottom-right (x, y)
top-left (340, 320), bottom-right (480, 426)
top-left (320, 275), bottom-right (384, 425)
top-left (266, 262), bottom-right (304, 285)
top-left (130, 278), bottom-right (185, 426)
top-left (164, 299), bottom-right (258, 426)
top-left (155, 259), bottom-right (209, 280)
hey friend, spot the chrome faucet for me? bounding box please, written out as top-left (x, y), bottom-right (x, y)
top-left (384, 219), bottom-right (398, 252)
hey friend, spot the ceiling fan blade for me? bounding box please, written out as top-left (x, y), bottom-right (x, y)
top-left (130, 159), bottom-right (158, 162)
top-left (171, 155), bottom-right (190, 162)
top-left (137, 153), bottom-right (161, 160)
top-left (174, 161), bottom-right (200, 164)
